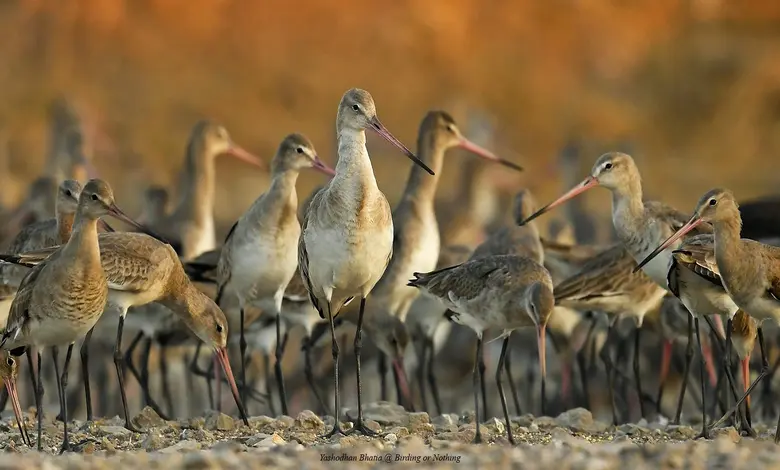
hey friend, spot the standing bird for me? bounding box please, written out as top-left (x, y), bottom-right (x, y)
top-left (137, 186), bottom-right (170, 227)
top-left (0, 180), bottom-right (139, 452)
top-left (522, 153), bottom-right (738, 438)
top-left (151, 121), bottom-right (263, 261)
top-left (216, 133), bottom-right (334, 414)
top-left (637, 188), bottom-right (780, 439)
top-left (298, 88), bottom-right (434, 437)
top-left (409, 254), bottom-right (553, 444)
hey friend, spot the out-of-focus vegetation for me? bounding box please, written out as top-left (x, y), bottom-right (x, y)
top-left (1, 0), bottom-right (780, 234)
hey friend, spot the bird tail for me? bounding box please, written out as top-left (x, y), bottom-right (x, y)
top-left (408, 263), bottom-right (463, 288)
top-left (0, 254), bottom-right (38, 268)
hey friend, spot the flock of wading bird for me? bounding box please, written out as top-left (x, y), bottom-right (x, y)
top-left (0, 88), bottom-right (779, 453)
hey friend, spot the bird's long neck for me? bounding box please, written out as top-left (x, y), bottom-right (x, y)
top-left (610, 176), bottom-right (645, 238)
top-left (178, 140), bottom-right (215, 226)
top-left (55, 210), bottom-right (75, 244)
top-left (401, 133), bottom-right (445, 209)
top-left (64, 210), bottom-right (100, 262)
top-left (246, 167), bottom-right (299, 225)
top-left (713, 210), bottom-right (747, 283)
top-left (334, 128), bottom-right (378, 194)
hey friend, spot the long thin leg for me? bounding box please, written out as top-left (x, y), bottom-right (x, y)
top-left (656, 339), bottom-right (672, 415)
top-left (81, 328), bottom-right (94, 421)
top-left (321, 302), bottom-right (343, 438)
top-left (599, 323), bottom-right (619, 425)
top-left (303, 336), bottom-right (328, 415)
top-left (239, 308), bottom-right (247, 406)
top-left (674, 314), bottom-right (694, 424)
top-left (27, 348), bottom-right (37, 409)
top-left (35, 350), bottom-right (43, 451)
top-left (137, 337), bottom-right (170, 420)
top-left (496, 336), bottom-right (515, 445)
top-left (576, 317), bottom-right (597, 409)
top-left (762, 353), bottom-right (780, 422)
top-left (472, 336), bottom-right (484, 444)
top-left (714, 327), bottom-right (769, 431)
top-left (346, 298), bottom-right (377, 436)
top-left (416, 339), bottom-right (429, 412)
top-left (479, 344), bottom-right (489, 420)
top-left (53, 348), bottom-right (65, 423)
top-left (378, 354), bottom-right (388, 402)
top-left (425, 337), bottom-right (443, 417)
top-left (158, 344), bottom-right (175, 418)
top-left (113, 316), bottom-right (141, 432)
top-left (274, 314), bottom-right (290, 416)
top-left (694, 317), bottom-right (710, 439)
top-left (56, 345), bottom-right (74, 453)
top-left (262, 353), bottom-right (275, 416)
top-left (633, 325), bottom-right (646, 419)
top-left (504, 349), bottom-right (522, 416)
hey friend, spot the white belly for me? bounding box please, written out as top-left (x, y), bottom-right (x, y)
top-left (230, 238), bottom-right (297, 308)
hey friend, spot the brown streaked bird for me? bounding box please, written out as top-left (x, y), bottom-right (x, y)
top-left (298, 88), bottom-right (434, 437)
top-left (524, 152), bottom-right (736, 438)
top-left (553, 243), bottom-right (665, 423)
top-left (405, 244), bottom-right (473, 415)
top-left (150, 120), bottom-right (264, 261)
top-left (339, 110), bottom-right (518, 408)
top-left (0, 351), bottom-right (31, 447)
top-left (0, 179), bottom-right (139, 452)
top-left (639, 188), bottom-right (780, 439)
top-left (2, 230), bottom-right (250, 432)
top-left (216, 133), bottom-right (334, 414)
top-left (409, 254), bottom-right (553, 445)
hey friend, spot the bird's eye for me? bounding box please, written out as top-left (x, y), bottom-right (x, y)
top-left (604, 163), bottom-right (613, 170)
top-left (90, 194), bottom-right (98, 201)
top-left (709, 199), bottom-right (717, 206)
top-left (65, 190), bottom-right (72, 198)
top-left (6, 357), bottom-right (13, 367)
top-left (216, 324), bottom-right (223, 333)
top-left (351, 104), bottom-right (360, 111)
top-left (446, 125), bottom-right (456, 134)
top-left (296, 147), bottom-right (304, 154)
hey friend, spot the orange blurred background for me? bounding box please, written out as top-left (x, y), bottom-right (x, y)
top-left (1, 0), bottom-right (780, 238)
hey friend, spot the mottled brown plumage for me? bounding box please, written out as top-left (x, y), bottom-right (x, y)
top-left (471, 189), bottom-right (543, 264)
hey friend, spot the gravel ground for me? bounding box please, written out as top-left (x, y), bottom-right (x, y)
top-left (0, 402), bottom-right (778, 469)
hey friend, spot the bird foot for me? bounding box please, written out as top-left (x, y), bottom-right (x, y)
top-left (472, 433), bottom-right (484, 445)
top-left (345, 419), bottom-right (380, 437)
top-left (123, 420), bottom-right (143, 433)
top-left (319, 424), bottom-right (346, 440)
top-left (695, 428), bottom-right (710, 440)
top-left (61, 437), bottom-right (99, 454)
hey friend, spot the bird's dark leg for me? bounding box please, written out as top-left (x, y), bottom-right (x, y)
top-left (599, 322), bottom-right (619, 425)
top-left (114, 316), bottom-right (141, 432)
top-left (303, 335), bottom-right (328, 415)
top-left (158, 343), bottom-right (175, 418)
top-left (80, 328), bottom-right (94, 422)
top-left (378, 353), bottom-right (388, 402)
top-left (239, 308), bottom-right (247, 406)
top-left (55, 345), bottom-right (74, 454)
top-left (138, 337), bottom-right (170, 420)
top-left (472, 336), bottom-right (484, 444)
top-left (274, 313), bottom-right (290, 416)
top-left (576, 317), bottom-right (597, 409)
top-left (762, 353), bottom-right (780, 422)
top-left (320, 302), bottom-right (344, 438)
top-left (504, 345), bottom-right (522, 416)
top-left (694, 317), bottom-right (710, 439)
top-left (188, 341), bottom-right (214, 409)
top-left (479, 343), bottom-right (489, 420)
top-left (35, 350), bottom-right (43, 451)
top-left (346, 298), bottom-right (377, 436)
top-left (426, 336), bottom-right (443, 417)
top-left (416, 338), bottom-right (429, 412)
top-left (496, 335), bottom-right (515, 445)
top-left (633, 325), bottom-right (646, 420)
top-left (674, 314), bottom-right (694, 425)
top-left (262, 353), bottom-right (275, 416)
top-left (53, 347), bottom-right (64, 423)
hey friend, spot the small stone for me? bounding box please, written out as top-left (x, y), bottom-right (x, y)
top-left (246, 433), bottom-right (272, 447)
top-left (81, 441), bottom-right (96, 454)
top-left (666, 424), bottom-right (697, 440)
top-left (430, 439), bottom-right (450, 449)
top-left (485, 417), bottom-right (505, 435)
top-left (295, 410), bottom-right (324, 431)
top-left (187, 417), bottom-right (205, 429)
top-left (513, 414), bottom-right (534, 427)
top-left (384, 433), bottom-right (398, 444)
top-left (142, 431), bottom-right (165, 451)
top-left (204, 411), bottom-right (235, 431)
top-left (432, 414), bottom-right (456, 427)
top-left (159, 439), bottom-right (201, 454)
top-left (407, 412), bottom-right (430, 430)
top-left (555, 407), bottom-right (608, 433)
top-left (529, 423), bottom-right (539, 432)
top-left (254, 433), bottom-right (286, 448)
top-left (99, 425), bottom-right (132, 437)
top-left (248, 416), bottom-right (275, 429)
top-left (712, 426), bottom-right (741, 443)
top-left (346, 402), bottom-right (407, 426)
top-left (387, 426), bottom-right (410, 438)
top-left (533, 416), bottom-right (557, 428)
top-left (275, 415), bottom-right (296, 429)
top-left (132, 406), bottom-right (166, 428)
top-left (363, 419), bottom-right (382, 433)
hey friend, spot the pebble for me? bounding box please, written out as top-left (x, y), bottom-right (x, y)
top-left (295, 410), bottom-right (324, 431)
top-left (384, 433), bottom-right (398, 444)
top-left (555, 408), bottom-right (609, 433)
top-left (132, 406), bottom-right (166, 428)
top-left (159, 440), bottom-right (201, 454)
top-left (99, 425), bottom-right (133, 437)
top-left (142, 431), bottom-right (165, 451)
top-left (205, 411), bottom-right (235, 431)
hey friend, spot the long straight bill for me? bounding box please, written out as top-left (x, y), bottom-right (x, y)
top-left (633, 216), bottom-right (704, 273)
top-left (215, 347), bottom-right (249, 426)
top-left (519, 177), bottom-right (599, 226)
